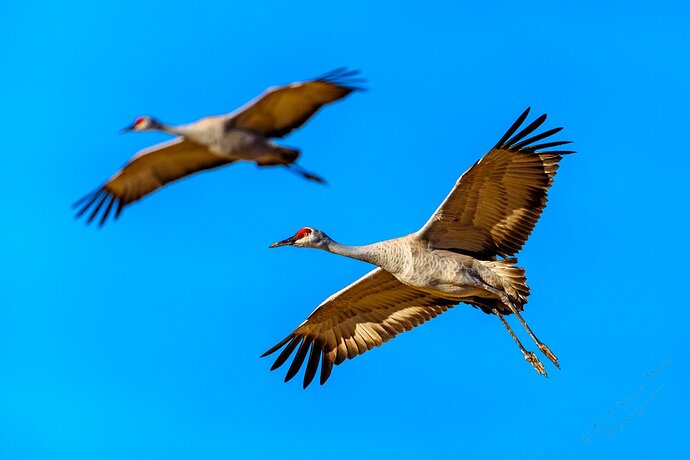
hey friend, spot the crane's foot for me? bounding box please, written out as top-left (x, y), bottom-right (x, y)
top-left (524, 351), bottom-right (548, 377)
top-left (538, 343), bottom-right (560, 369)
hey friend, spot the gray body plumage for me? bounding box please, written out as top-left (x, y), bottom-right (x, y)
top-left (168, 121), bottom-right (285, 163)
top-left (325, 235), bottom-right (504, 303)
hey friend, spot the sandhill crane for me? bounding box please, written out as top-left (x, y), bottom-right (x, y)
top-left (263, 108), bottom-right (573, 388)
top-left (74, 68), bottom-right (363, 226)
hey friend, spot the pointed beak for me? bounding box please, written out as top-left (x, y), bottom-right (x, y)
top-left (120, 123), bottom-right (135, 134)
top-left (269, 236), bottom-right (296, 248)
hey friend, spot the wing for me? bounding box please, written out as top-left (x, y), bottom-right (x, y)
top-left (262, 268), bottom-right (457, 388)
top-left (74, 138), bottom-right (231, 226)
top-left (416, 108), bottom-right (574, 258)
top-left (228, 68), bottom-right (364, 138)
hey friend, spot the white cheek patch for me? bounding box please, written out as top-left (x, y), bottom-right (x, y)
top-left (294, 232), bottom-right (316, 247)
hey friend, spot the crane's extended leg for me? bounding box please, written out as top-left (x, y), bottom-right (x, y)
top-left (477, 279), bottom-right (560, 369)
top-left (284, 163), bottom-right (326, 184)
top-left (492, 308), bottom-right (547, 377)
top-left (509, 309), bottom-right (559, 368)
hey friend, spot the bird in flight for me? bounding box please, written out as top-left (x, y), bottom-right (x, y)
top-left (74, 68), bottom-right (363, 226)
top-left (264, 108), bottom-right (573, 388)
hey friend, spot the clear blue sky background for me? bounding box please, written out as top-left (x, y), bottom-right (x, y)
top-left (2, 1), bottom-right (689, 458)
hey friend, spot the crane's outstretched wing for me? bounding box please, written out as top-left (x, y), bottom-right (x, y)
top-left (262, 268), bottom-right (457, 388)
top-left (416, 108), bottom-right (574, 259)
top-left (227, 68), bottom-right (364, 139)
top-left (74, 138), bottom-right (231, 226)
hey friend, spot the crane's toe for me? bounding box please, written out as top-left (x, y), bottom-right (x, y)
top-left (525, 351), bottom-right (548, 377)
top-left (538, 343), bottom-right (560, 369)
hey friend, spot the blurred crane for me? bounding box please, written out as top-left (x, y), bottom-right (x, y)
top-left (74, 68), bottom-right (363, 226)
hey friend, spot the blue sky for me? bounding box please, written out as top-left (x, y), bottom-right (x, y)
top-left (2, 1), bottom-right (689, 458)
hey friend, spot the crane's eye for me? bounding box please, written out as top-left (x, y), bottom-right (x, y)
top-left (296, 228), bottom-right (312, 239)
top-left (134, 117), bottom-right (146, 126)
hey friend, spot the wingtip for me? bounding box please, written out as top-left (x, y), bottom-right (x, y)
top-left (73, 187), bottom-right (124, 227)
top-left (284, 369), bottom-right (298, 383)
top-left (86, 192), bottom-right (110, 225)
top-left (319, 353), bottom-right (333, 385)
top-left (283, 340), bottom-right (310, 383)
top-left (529, 140), bottom-right (573, 152)
top-left (504, 112), bottom-right (549, 148)
top-left (317, 67), bottom-right (367, 91)
top-left (72, 185), bottom-right (103, 209)
top-left (98, 195), bottom-right (115, 227)
top-left (495, 108), bottom-right (532, 148)
top-left (261, 334), bottom-right (293, 359)
top-left (72, 195), bottom-right (91, 209)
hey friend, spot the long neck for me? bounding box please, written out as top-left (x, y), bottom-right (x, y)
top-left (154, 121), bottom-right (212, 145)
top-left (156, 122), bottom-right (189, 137)
top-left (323, 238), bottom-right (406, 274)
top-left (325, 240), bottom-right (381, 265)
top-left (143, 118), bottom-right (190, 137)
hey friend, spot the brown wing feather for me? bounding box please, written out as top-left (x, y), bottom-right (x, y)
top-left (262, 268), bottom-right (457, 388)
top-left (229, 68), bottom-right (363, 138)
top-left (74, 138), bottom-right (230, 226)
top-left (417, 108), bottom-right (574, 258)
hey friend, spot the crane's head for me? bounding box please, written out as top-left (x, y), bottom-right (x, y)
top-left (269, 227), bottom-right (330, 249)
top-left (121, 116), bottom-right (160, 133)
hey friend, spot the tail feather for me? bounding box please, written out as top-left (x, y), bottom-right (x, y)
top-left (255, 147), bottom-right (301, 166)
top-left (278, 146), bottom-right (300, 163)
top-left (256, 146), bottom-right (326, 184)
top-left (493, 258), bottom-right (530, 307)
top-left (477, 258), bottom-right (530, 314)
